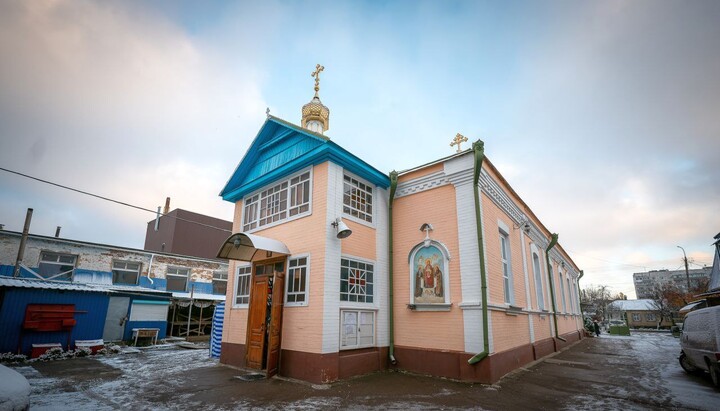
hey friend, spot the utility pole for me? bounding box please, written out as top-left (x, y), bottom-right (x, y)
top-left (677, 245), bottom-right (691, 292)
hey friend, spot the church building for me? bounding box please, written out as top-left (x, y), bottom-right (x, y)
top-left (217, 66), bottom-right (584, 384)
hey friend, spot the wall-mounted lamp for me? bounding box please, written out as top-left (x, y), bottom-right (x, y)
top-left (513, 219), bottom-right (531, 233)
top-left (331, 218), bottom-right (352, 239)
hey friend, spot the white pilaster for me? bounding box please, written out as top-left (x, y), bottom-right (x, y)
top-left (375, 187), bottom-right (389, 347)
top-left (322, 162), bottom-right (343, 353)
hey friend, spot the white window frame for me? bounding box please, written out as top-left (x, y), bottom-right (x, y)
top-left (645, 313), bottom-right (656, 322)
top-left (241, 168), bottom-right (313, 232)
top-left (499, 224), bottom-right (514, 305)
top-left (38, 251), bottom-right (77, 281)
top-left (111, 260), bottom-right (142, 285)
top-left (531, 245), bottom-right (545, 311)
top-left (558, 269), bottom-right (567, 313)
top-left (285, 255), bottom-right (310, 307)
top-left (212, 270), bottom-right (228, 295)
top-left (632, 313), bottom-right (641, 322)
top-left (340, 309), bottom-right (375, 350)
top-left (166, 267), bottom-right (189, 292)
top-left (233, 264), bottom-right (252, 308)
top-left (340, 256), bottom-right (374, 304)
top-left (342, 171), bottom-right (374, 226)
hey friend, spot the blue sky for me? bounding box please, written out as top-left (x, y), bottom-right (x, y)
top-left (1, 0), bottom-right (719, 298)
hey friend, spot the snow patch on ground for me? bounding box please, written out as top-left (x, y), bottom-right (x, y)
top-left (0, 364), bottom-right (30, 411)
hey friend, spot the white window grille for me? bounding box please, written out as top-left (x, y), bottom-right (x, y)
top-left (286, 256), bottom-right (309, 305)
top-left (340, 258), bottom-right (373, 303)
top-left (499, 232), bottom-right (513, 304)
top-left (532, 253), bottom-right (545, 310)
top-left (343, 174), bottom-right (373, 223)
top-left (559, 270), bottom-right (567, 313)
top-left (213, 270), bottom-right (228, 295)
top-left (234, 266), bottom-right (252, 306)
top-left (242, 171), bottom-right (311, 231)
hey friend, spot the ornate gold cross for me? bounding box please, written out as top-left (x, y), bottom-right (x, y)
top-left (311, 64), bottom-right (324, 97)
top-left (450, 133), bottom-right (468, 153)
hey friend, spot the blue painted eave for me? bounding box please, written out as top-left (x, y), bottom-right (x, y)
top-left (220, 117), bottom-right (390, 203)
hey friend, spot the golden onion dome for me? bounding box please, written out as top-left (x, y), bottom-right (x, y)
top-left (301, 96), bottom-right (330, 134)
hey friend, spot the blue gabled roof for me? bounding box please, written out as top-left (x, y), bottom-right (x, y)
top-left (220, 116), bottom-right (390, 203)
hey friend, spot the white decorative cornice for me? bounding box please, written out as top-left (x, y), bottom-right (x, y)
top-left (478, 169), bottom-right (525, 225)
top-left (395, 171), bottom-right (449, 198)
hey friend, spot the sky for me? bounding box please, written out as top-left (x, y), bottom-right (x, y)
top-left (1, 0), bottom-right (718, 298)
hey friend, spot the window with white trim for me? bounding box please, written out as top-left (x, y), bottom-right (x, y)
top-left (38, 252), bottom-right (76, 281)
top-left (645, 313), bottom-right (656, 322)
top-left (567, 278), bottom-right (574, 313)
top-left (242, 171), bottom-right (311, 231)
top-left (558, 270), bottom-right (567, 313)
top-left (235, 266), bottom-right (252, 306)
top-left (343, 174), bottom-right (373, 223)
top-left (340, 258), bottom-right (373, 303)
top-left (499, 231), bottom-right (513, 304)
top-left (112, 260), bottom-right (141, 285)
top-left (286, 256), bottom-right (309, 305)
top-left (532, 252), bottom-right (545, 310)
top-left (632, 313), bottom-right (641, 322)
top-left (166, 267), bottom-right (189, 292)
top-left (213, 270), bottom-right (228, 295)
top-left (340, 310), bottom-right (375, 349)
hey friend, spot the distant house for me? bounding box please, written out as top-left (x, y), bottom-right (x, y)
top-left (0, 230), bottom-right (227, 354)
top-left (607, 299), bottom-right (672, 328)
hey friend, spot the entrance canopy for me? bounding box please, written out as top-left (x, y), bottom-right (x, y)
top-left (216, 233), bottom-right (290, 262)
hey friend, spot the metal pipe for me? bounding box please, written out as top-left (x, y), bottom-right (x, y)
top-left (387, 170), bottom-right (398, 365)
top-left (677, 246), bottom-right (691, 291)
top-left (468, 140), bottom-right (490, 365)
top-left (545, 234), bottom-right (566, 342)
top-left (14, 208), bottom-right (33, 277)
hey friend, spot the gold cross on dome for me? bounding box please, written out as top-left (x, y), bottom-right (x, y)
top-left (311, 64), bottom-right (324, 97)
top-left (450, 133), bottom-right (468, 153)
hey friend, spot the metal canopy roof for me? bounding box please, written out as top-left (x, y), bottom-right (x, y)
top-left (216, 233), bottom-right (290, 262)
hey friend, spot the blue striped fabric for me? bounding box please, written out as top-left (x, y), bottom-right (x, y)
top-left (209, 302), bottom-right (225, 358)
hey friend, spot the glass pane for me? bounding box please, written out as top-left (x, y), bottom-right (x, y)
top-left (58, 255), bottom-right (75, 264)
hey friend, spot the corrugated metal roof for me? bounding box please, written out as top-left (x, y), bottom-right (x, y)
top-left (0, 277), bottom-right (113, 293)
top-left (89, 283), bottom-right (171, 296)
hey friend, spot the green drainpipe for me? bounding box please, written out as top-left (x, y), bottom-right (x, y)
top-left (468, 140), bottom-right (490, 365)
top-left (545, 233), bottom-right (566, 342)
top-left (388, 170), bottom-right (398, 365)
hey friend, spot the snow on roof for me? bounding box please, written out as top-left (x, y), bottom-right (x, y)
top-left (0, 277), bottom-right (113, 293)
top-left (89, 283), bottom-right (171, 296)
top-left (608, 299), bottom-right (656, 311)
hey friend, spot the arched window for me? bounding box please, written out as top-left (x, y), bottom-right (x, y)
top-left (408, 241), bottom-right (450, 305)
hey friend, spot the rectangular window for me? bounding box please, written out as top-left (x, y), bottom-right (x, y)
top-left (234, 266), bottom-right (252, 306)
top-left (286, 256), bottom-right (309, 305)
top-left (632, 313), bottom-right (641, 322)
top-left (645, 313), bottom-right (656, 322)
top-left (499, 232), bottom-right (513, 304)
top-left (340, 258), bottom-right (374, 303)
top-left (559, 271), bottom-right (566, 313)
top-left (243, 171), bottom-right (311, 231)
top-left (166, 267), bottom-right (189, 292)
top-left (112, 260), bottom-right (141, 285)
top-left (567, 278), bottom-right (574, 313)
top-left (38, 252), bottom-right (76, 281)
top-left (532, 253), bottom-right (545, 310)
top-left (343, 174), bottom-right (373, 223)
top-left (340, 310), bottom-right (375, 349)
top-left (212, 270), bottom-right (228, 295)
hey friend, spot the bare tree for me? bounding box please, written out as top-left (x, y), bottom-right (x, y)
top-left (581, 284), bottom-right (621, 321)
top-left (648, 282), bottom-right (676, 329)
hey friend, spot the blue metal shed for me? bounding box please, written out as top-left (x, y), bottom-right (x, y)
top-left (0, 277), bottom-right (112, 355)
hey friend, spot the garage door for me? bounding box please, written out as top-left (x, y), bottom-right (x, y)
top-left (129, 300), bottom-right (170, 321)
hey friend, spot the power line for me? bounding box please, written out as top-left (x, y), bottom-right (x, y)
top-left (1, 167), bottom-right (231, 234)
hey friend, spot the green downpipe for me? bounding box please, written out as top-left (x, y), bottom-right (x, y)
top-left (468, 140), bottom-right (490, 365)
top-left (388, 170), bottom-right (398, 365)
top-left (545, 234), bottom-right (566, 342)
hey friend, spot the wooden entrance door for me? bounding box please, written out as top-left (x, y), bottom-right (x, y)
top-left (266, 261), bottom-right (285, 378)
top-left (246, 274), bottom-right (269, 369)
top-left (245, 258), bottom-right (286, 375)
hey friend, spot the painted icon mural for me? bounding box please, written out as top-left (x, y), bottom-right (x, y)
top-left (412, 245), bottom-right (446, 304)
